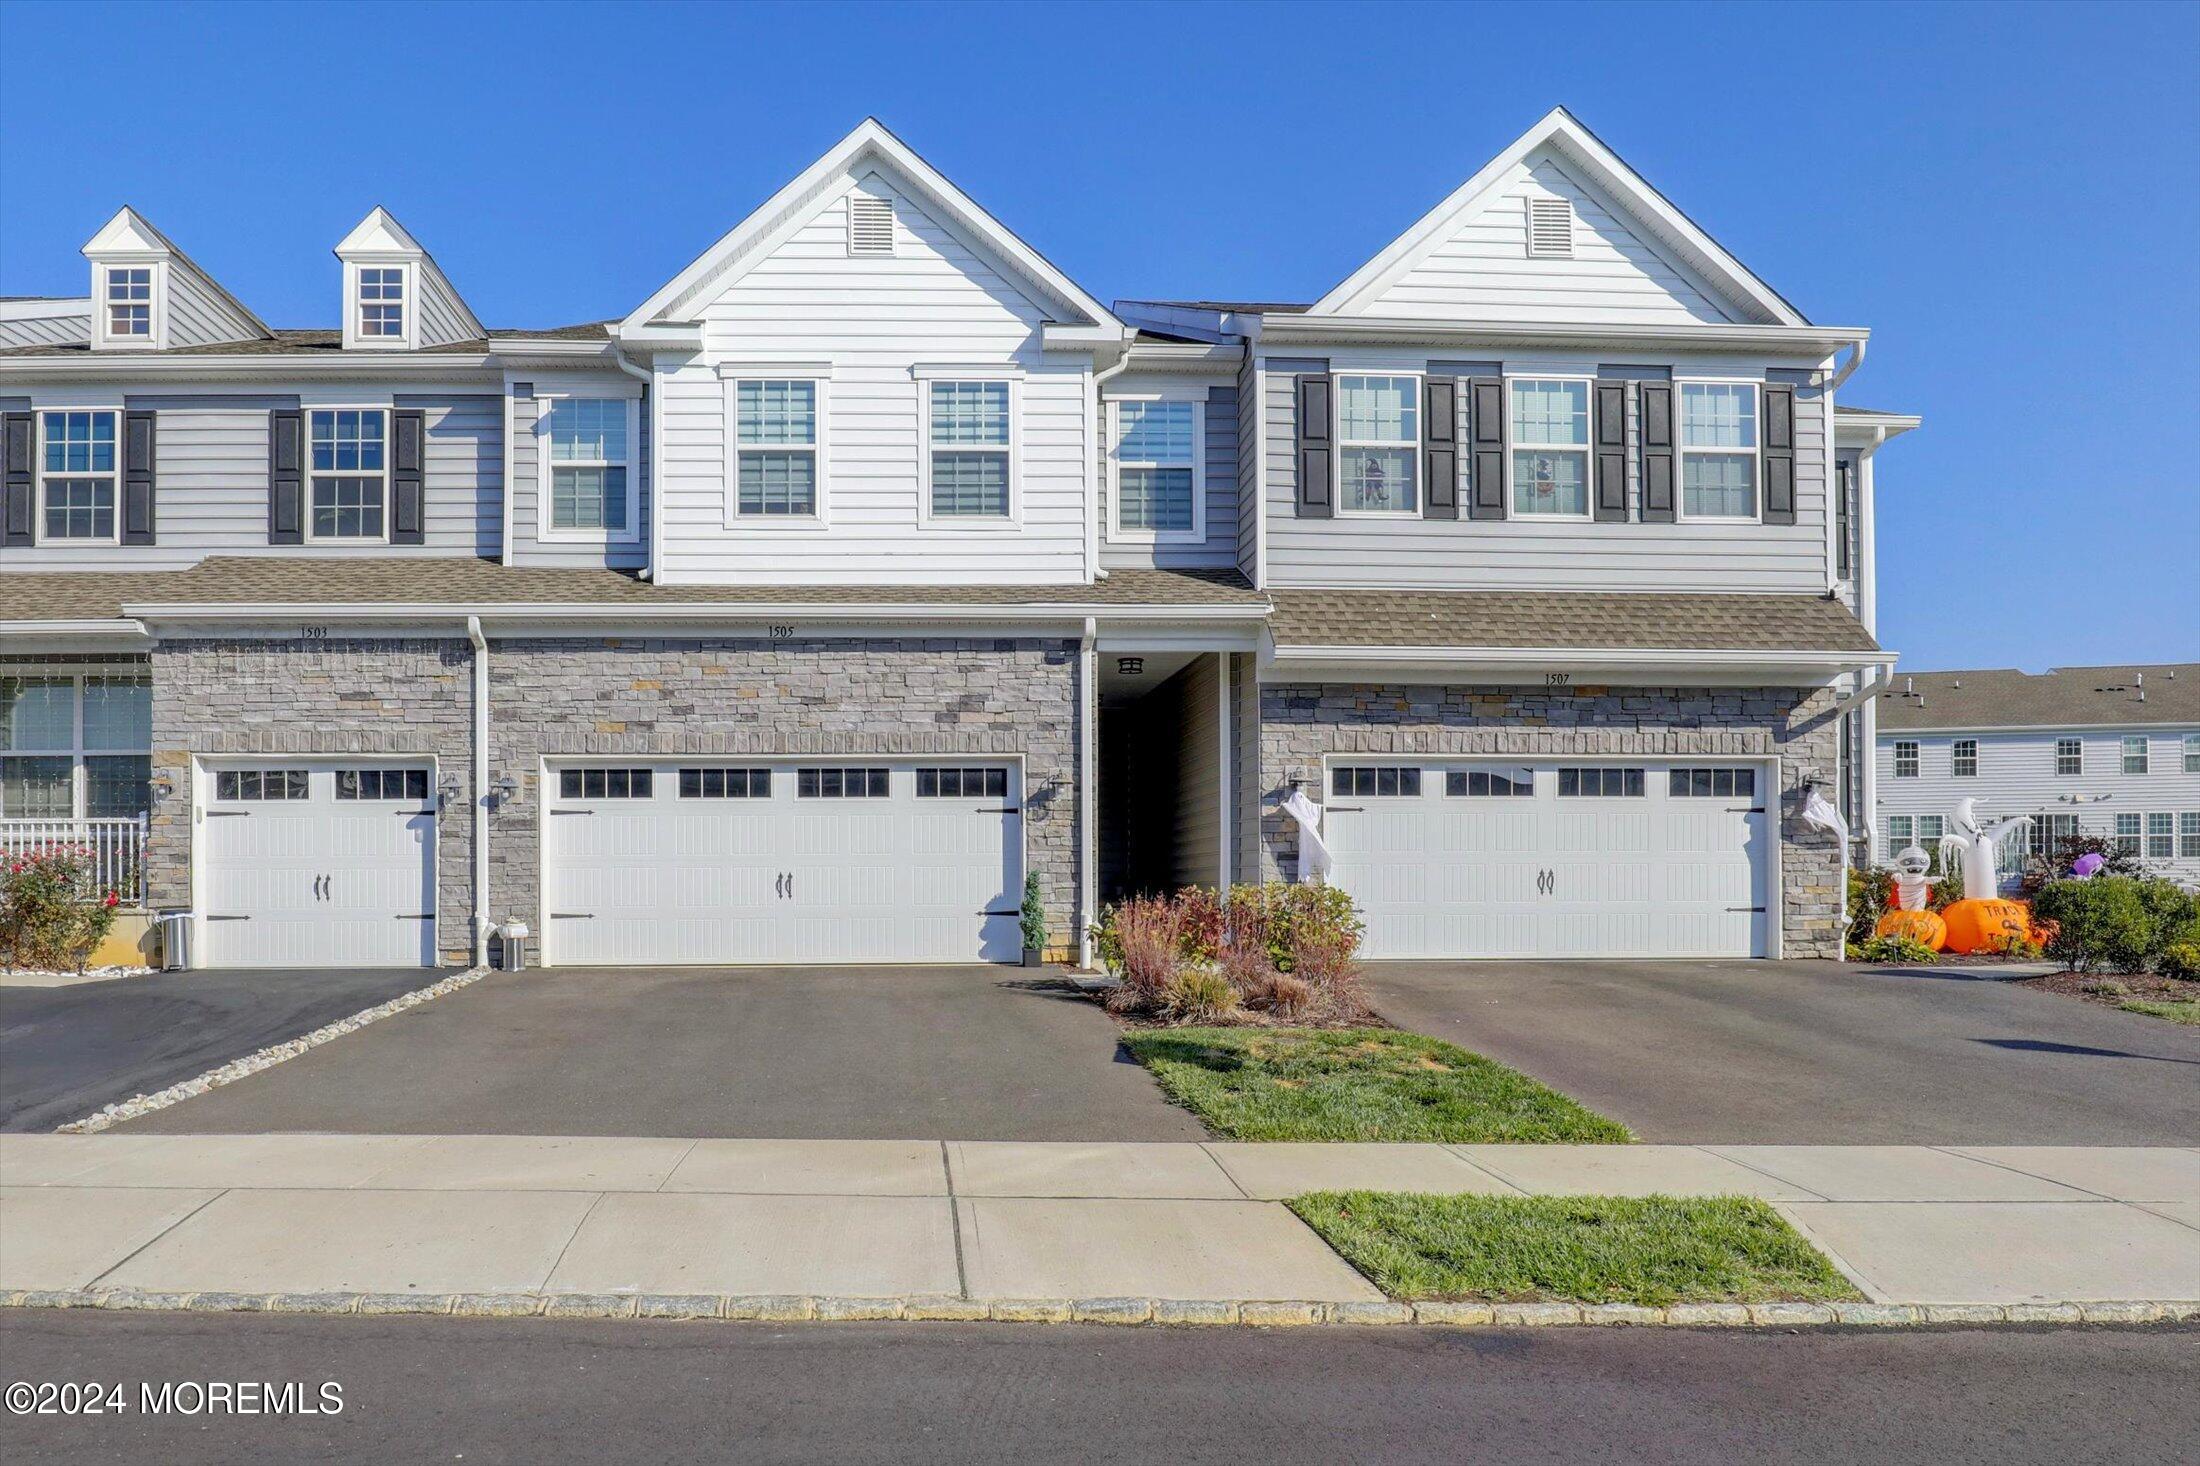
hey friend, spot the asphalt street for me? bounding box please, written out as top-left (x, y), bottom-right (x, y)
top-left (3, 1311), bottom-right (2193, 1465)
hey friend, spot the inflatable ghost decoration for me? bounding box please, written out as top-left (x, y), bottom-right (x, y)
top-left (2071, 851), bottom-right (2106, 879)
top-left (1890, 844), bottom-right (1935, 911)
top-left (1940, 797), bottom-right (2031, 899)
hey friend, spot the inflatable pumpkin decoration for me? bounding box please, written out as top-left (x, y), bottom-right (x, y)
top-left (1939, 898), bottom-right (2033, 956)
top-left (1874, 908), bottom-right (1947, 950)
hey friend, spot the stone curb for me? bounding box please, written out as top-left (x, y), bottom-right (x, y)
top-left (7, 1289), bottom-right (2195, 1330)
top-left (54, 966), bottom-right (492, 1134)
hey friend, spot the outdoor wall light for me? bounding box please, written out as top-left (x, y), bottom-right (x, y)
top-left (1116, 657), bottom-right (1144, 676)
top-left (151, 776), bottom-right (175, 802)
top-left (438, 776), bottom-right (462, 808)
top-left (494, 774), bottom-right (519, 805)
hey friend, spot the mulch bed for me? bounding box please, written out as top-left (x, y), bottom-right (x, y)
top-left (2018, 969), bottom-right (2200, 1009)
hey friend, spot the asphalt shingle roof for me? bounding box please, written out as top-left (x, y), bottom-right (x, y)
top-left (0, 558), bottom-right (1262, 621)
top-left (1876, 664), bottom-right (2200, 730)
top-left (1268, 588), bottom-right (1880, 653)
top-left (0, 323), bottom-right (613, 358)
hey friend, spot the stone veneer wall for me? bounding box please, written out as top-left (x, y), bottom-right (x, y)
top-left (482, 636), bottom-right (1084, 949)
top-left (148, 638), bottom-right (477, 963)
top-left (1255, 683), bottom-right (1845, 958)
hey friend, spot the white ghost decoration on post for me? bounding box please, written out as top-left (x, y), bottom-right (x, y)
top-left (1280, 785), bottom-right (1332, 883)
top-left (1939, 797), bottom-right (2031, 899)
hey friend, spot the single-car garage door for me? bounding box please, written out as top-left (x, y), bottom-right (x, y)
top-left (198, 762), bottom-right (439, 968)
top-left (1323, 761), bottom-right (1770, 960)
top-left (542, 759), bottom-right (1023, 966)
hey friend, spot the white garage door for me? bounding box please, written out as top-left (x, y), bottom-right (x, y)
top-left (542, 760), bottom-right (1023, 966)
top-left (198, 763), bottom-right (439, 968)
top-left (1324, 761), bottom-right (1770, 960)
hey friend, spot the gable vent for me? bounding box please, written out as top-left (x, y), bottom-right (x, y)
top-left (1526, 197), bottom-right (1575, 258)
top-left (848, 195), bottom-right (896, 256)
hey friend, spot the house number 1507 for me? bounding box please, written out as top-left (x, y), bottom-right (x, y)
top-left (1543, 672), bottom-right (1571, 687)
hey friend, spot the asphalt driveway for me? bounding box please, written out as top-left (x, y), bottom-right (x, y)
top-left (118, 966), bottom-right (1206, 1141)
top-left (1363, 959), bottom-right (2200, 1145)
top-left (1, 968), bottom-right (446, 1133)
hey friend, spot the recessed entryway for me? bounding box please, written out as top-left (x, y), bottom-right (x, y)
top-left (539, 758), bottom-right (1025, 966)
top-left (194, 760), bottom-right (439, 968)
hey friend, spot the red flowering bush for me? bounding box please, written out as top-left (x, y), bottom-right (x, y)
top-left (2, 845), bottom-right (121, 973)
top-left (1093, 882), bottom-right (1367, 1027)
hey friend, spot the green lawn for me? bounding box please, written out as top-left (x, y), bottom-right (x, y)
top-left (2119, 998), bottom-right (2200, 1026)
top-left (1119, 1027), bottom-right (1630, 1143)
top-left (1288, 1192), bottom-right (1861, 1307)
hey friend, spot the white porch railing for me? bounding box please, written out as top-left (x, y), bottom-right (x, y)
top-left (0, 817), bottom-right (149, 906)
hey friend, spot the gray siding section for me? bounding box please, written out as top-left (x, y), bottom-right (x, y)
top-left (0, 310), bottom-right (89, 348)
top-left (1098, 383), bottom-right (1239, 571)
top-left (416, 269), bottom-right (473, 349)
top-left (164, 264), bottom-right (263, 349)
top-left (1170, 654), bottom-right (1223, 888)
top-left (1236, 351), bottom-right (1259, 581)
top-left (1877, 726), bottom-right (2200, 885)
top-left (505, 389), bottom-right (651, 570)
top-left (10, 394), bottom-right (502, 570)
top-left (1262, 357), bottom-right (1832, 593)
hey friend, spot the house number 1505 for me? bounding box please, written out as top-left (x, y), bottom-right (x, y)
top-left (767, 624), bottom-right (797, 640)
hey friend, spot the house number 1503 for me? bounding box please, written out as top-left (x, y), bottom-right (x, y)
top-left (299, 625), bottom-right (329, 640)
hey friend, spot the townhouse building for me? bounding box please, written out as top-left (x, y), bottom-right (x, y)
top-left (1876, 665), bottom-right (2200, 888)
top-left (0, 110), bottom-right (1909, 970)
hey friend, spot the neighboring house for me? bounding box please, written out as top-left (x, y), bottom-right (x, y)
top-left (1876, 665), bottom-right (2200, 889)
top-left (0, 110), bottom-right (1909, 971)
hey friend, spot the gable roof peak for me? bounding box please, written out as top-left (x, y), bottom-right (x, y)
top-left (1309, 107), bottom-right (1809, 327)
top-left (334, 205), bottom-right (427, 258)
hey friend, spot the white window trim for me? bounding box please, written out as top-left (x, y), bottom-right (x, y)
top-left (356, 264), bottom-right (409, 344)
top-left (101, 265), bottom-right (155, 343)
top-left (92, 259), bottom-right (164, 350)
top-left (534, 395), bottom-right (643, 544)
top-left (1951, 738), bottom-right (1978, 778)
top-left (1106, 392), bottom-right (1206, 545)
top-left (1506, 373), bottom-right (1594, 520)
top-left (305, 406), bottom-right (393, 545)
top-left (2185, 733), bottom-right (2200, 775)
top-left (917, 372), bottom-right (1021, 531)
top-left (1331, 371), bottom-right (1421, 519)
top-left (1886, 815), bottom-right (1915, 848)
top-left (2144, 811), bottom-right (2176, 860)
top-left (722, 370), bottom-right (831, 530)
top-left (2120, 734), bottom-right (2150, 775)
top-left (2055, 737), bottom-right (2083, 776)
top-left (34, 409), bottom-right (124, 546)
top-left (342, 259), bottom-right (417, 351)
top-left (0, 669), bottom-right (153, 821)
top-left (1674, 377), bottom-right (1762, 523)
top-left (2180, 811), bottom-right (2200, 859)
top-left (1892, 739), bottom-right (1919, 778)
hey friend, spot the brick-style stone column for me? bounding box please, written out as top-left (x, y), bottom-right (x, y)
top-left (1253, 682), bottom-right (1845, 958)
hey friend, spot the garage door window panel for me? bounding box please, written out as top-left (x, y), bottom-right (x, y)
top-left (679, 767), bottom-right (771, 799)
top-left (1669, 767), bottom-right (1756, 800)
top-left (560, 767), bottom-right (653, 800)
top-left (215, 769), bottom-right (309, 801)
top-left (1446, 769), bottom-right (1532, 798)
top-left (1333, 766), bottom-right (1422, 798)
top-left (917, 767), bottom-right (1008, 799)
top-left (1558, 767), bottom-right (1645, 797)
top-left (799, 767), bottom-right (889, 799)
top-left (336, 768), bottom-right (430, 802)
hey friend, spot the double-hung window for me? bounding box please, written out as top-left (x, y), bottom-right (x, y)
top-left (0, 672), bottom-right (151, 820)
top-left (2145, 813), bottom-right (2174, 860)
top-left (37, 411), bottom-right (120, 543)
top-left (1510, 378), bottom-right (1590, 516)
top-left (1678, 382), bottom-right (1759, 519)
top-left (2181, 812), bottom-right (2200, 859)
top-left (1112, 398), bottom-right (1201, 538)
top-left (2112, 813), bottom-right (2141, 856)
top-left (1335, 375), bottom-right (1418, 514)
top-left (358, 267), bottom-right (405, 339)
top-left (104, 267), bottom-right (152, 338)
top-left (927, 379), bottom-right (1013, 519)
top-left (2028, 812), bottom-right (2079, 858)
top-left (543, 398), bottom-right (633, 536)
top-left (2186, 734), bottom-right (2200, 774)
top-left (1952, 739), bottom-right (1978, 777)
top-left (1892, 740), bottom-right (1919, 778)
top-left (1885, 815), bottom-right (1914, 850)
top-left (2121, 735), bottom-right (2149, 774)
top-left (733, 379), bottom-right (821, 518)
top-left (2055, 738), bottom-right (2083, 776)
top-left (309, 409), bottom-right (388, 540)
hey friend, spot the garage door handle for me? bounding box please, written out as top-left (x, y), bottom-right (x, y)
top-left (978, 806), bottom-right (1020, 814)
top-left (1728, 906), bottom-right (1766, 913)
top-left (205, 810), bottom-right (248, 818)
top-left (551, 809), bottom-right (593, 816)
top-left (1326, 805), bottom-right (1364, 813)
top-left (550, 912), bottom-right (594, 919)
top-left (395, 914), bottom-right (435, 920)
top-left (206, 914), bottom-right (249, 921)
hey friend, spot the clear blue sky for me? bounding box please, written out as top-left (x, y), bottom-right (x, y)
top-left (2, 1), bottom-right (2193, 672)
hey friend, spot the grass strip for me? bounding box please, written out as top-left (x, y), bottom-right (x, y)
top-left (2118, 998), bottom-right (2200, 1026)
top-left (1121, 1026), bottom-right (1630, 1143)
top-left (1288, 1191), bottom-right (1861, 1306)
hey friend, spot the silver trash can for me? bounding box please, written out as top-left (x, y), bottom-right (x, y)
top-left (156, 911), bottom-right (190, 971)
top-left (498, 921), bottom-right (530, 971)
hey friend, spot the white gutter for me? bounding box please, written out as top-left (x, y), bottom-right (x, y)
top-left (465, 614), bottom-right (491, 968)
top-left (1078, 616), bottom-right (1098, 969)
top-left (1086, 332), bottom-right (1139, 582)
top-left (1826, 336), bottom-right (1866, 394)
top-left (0, 618), bottom-right (148, 637)
top-left (1267, 644), bottom-right (1896, 670)
top-left (119, 600), bottom-right (1269, 625)
top-left (1257, 316), bottom-right (1870, 355)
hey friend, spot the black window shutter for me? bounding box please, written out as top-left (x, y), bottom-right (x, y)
top-left (2, 412), bottom-right (31, 546)
top-left (123, 410), bottom-right (157, 545)
top-left (1593, 380), bottom-right (1627, 522)
top-left (1639, 382), bottom-right (1675, 522)
top-left (1295, 374), bottom-right (1333, 519)
top-left (1467, 378), bottom-right (1506, 520)
top-left (1761, 382), bottom-right (1797, 524)
top-left (1423, 377), bottom-right (1458, 519)
top-left (268, 409), bottom-right (303, 544)
top-left (390, 408), bottom-right (426, 544)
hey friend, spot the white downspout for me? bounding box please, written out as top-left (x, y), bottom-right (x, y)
top-left (1078, 615), bottom-right (1099, 969)
top-left (612, 348), bottom-right (657, 581)
top-left (466, 614), bottom-right (491, 968)
top-left (1087, 334), bottom-right (1137, 583)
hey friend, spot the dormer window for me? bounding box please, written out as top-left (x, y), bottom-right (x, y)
top-left (358, 267), bottom-right (406, 339)
top-left (104, 268), bottom-right (151, 337)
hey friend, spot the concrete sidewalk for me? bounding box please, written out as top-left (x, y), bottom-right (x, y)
top-left (4, 1136), bottom-right (2196, 1314)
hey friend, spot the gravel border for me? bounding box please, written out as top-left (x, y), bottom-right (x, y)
top-left (53, 966), bottom-right (491, 1134)
top-left (6, 1288), bottom-right (2192, 1330)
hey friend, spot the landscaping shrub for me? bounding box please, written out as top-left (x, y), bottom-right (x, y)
top-left (2016, 834), bottom-right (2142, 898)
top-left (2159, 942), bottom-right (2200, 983)
top-left (2031, 876), bottom-right (2200, 974)
top-left (1019, 871), bottom-right (1047, 956)
top-left (1094, 881), bottom-right (1368, 1027)
top-left (1, 846), bottom-right (121, 974)
top-left (1848, 933), bottom-right (1941, 965)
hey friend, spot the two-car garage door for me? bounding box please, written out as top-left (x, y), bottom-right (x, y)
top-left (1323, 761), bottom-right (1771, 960)
top-left (542, 759), bottom-right (1024, 966)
